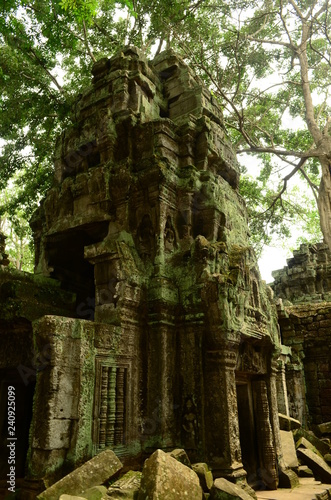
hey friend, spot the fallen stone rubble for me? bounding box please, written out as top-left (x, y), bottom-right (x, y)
top-left (35, 414), bottom-right (331, 500)
top-left (37, 446), bottom-right (259, 500)
top-left (279, 413), bottom-right (331, 488)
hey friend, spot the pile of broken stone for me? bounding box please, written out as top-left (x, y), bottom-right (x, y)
top-left (36, 448), bottom-right (254, 500)
top-left (36, 414), bottom-right (331, 500)
top-left (279, 413), bottom-right (331, 487)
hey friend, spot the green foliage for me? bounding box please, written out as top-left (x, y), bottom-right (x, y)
top-left (0, 182), bottom-right (34, 272)
top-left (239, 167), bottom-right (322, 258)
top-left (1, 0), bottom-right (330, 264)
top-left (3, 218), bottom-right (34, 272)
top-left (59, 0), bottom-right (99, 21)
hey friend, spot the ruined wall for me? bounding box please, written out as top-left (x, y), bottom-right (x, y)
top-left (2, 47), bottom-right (284, 489)
top-left (273, 243), bottom-right (331, 427)
top-left (272, 242), bottom-right (331, 303)
top-left (0, 261), bottom-right (76, 494)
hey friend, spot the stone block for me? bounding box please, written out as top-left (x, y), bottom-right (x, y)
top-left (280, 430), bottom-right (299, 468)
top-left (32, 418), bottom-right (71, 450)
top-left (294, 428), bottom-right (330, 456)
top-left (137, 449), bottom-right (202, 499)
top-left (319, 319), bottom-right (331, 328)
top-left (107, 471), bottom-right (142, 498)
top-left (168, 448), bottom-right (192, 468)
top-left (169, 92), bottom-right (201, 121)
top-left (192, 463), bottom-right (214, 492)
top-left (298, 465), bottom-right (314, 477)
top-left (278, 469), bottom-right (299, 488)
top-left (317, 422), bottom-right (331, 435)
top-left (297, 448), bottom-right (331, 483)
top-left (37, 450), bottom-right (123, 499)
top-left (81, 485), bottom-right (107, 499)
top-left (278, 413), bottom-right (301, 431)
top-left (59, 496), bottom-right (86, 500)
top-left (297, 436), bottom-right (323, 458)
top-left (210, 478), bottom-right (254, 500)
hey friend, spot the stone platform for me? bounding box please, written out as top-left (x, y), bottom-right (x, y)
top-left (256, 478), bottom-right (331, 500)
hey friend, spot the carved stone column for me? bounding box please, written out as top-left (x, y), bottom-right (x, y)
top-left (145, 310), bottom-right (177, 451)
top-left (275, 346), bottom-right (291, 417)
top-left (269, 358), bottom-right (285, 471)
top-left (286, 365), bottom-right (308, 426)
top-left (204, 346), bottom-right (245, 481)
top-left (252, 378), bottom-right (278, 489)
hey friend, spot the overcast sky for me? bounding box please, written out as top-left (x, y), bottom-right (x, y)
top-left (258, 246), bottom-right (289, 283)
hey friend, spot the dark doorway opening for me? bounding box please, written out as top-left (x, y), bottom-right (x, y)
top-left (0, 369), bottom-right (35, 481)
top-left (45, 223), bottom-right (109, 320)
top-left (236, 380), bottom-right (260, 486)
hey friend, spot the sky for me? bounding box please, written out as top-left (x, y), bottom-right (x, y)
top-left (238, 129), bottom-right (320, 284)
top-left (258, 245), bottom-right (289, 283)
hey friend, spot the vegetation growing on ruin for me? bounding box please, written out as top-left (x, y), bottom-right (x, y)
top-left (1, 0), bottom-right (330, 266)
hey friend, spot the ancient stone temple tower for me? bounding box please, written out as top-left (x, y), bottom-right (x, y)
top-left (1, 47), bottom-right (284, 492)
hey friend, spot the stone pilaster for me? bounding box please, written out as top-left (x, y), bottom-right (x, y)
top-left (276, 354), bottom-right (290, 417)
top-left (28, 317), bottom-right (96, 481)
top-left (269, 358), bottom-right (286, 472)
top-left (204, 346), bottom-right (246, 481)
top-left (144, 304), bottom-right (177, 451)
top-left (252, 378), bottom-right (278, 489)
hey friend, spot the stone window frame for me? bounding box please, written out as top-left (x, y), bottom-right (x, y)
top-left (92, 356), bottom-right (131, 455)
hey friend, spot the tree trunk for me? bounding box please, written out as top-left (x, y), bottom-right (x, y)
top-left (318, 155), bottom-right (331, 250)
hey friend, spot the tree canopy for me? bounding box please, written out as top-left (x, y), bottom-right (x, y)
top-left (1, 0), bottom-right (329, 268)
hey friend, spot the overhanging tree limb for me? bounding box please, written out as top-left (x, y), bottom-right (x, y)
top-left (263, 157), bottom-right (307, 215)
top-left (82, 20), bottom-right (96, 62)
top-left (237, 146), bottom-right (321, 157)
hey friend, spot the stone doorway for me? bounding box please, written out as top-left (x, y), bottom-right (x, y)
top-left (44, 224), bottom-right (108, 320)
top-left (236, 379), bottom-right (260, 485)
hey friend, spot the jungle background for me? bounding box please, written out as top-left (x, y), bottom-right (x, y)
top-left (1, 0), bottom-right (329, 278)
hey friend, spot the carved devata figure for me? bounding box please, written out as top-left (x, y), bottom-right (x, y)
top-left (137, 214), bottom-right (155, 261)
top-left (164, 215), bottom-right (176, 253)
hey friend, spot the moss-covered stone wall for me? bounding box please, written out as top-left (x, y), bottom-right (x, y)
top-left (1, 47), bottom-right (284, 490)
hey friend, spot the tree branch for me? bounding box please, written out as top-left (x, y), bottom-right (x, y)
top-left (245, 34), bottom-right (293, 49)
top-left (246, 11), bottom-right (270, 37)
top-left (288, 0), bottom-right (305, 20)
top-left (280, 0), bottom-right (295, 45)
top-left (300, 166), bottom-right (319, 203)
top-left (233, 31), bottom-right (243, 101)
top-left (28, 46), bottom-right (64, 93)
top-left (310, 0), bottom-right (329, 23)
top-left (257, 80), bottom-right (301, 95)
top-left (178, 38), bottom-right (257, 148)
top-left (92, 19), bottom-right (116, 42)
top-left (237, 146), bottom-right (321, 158)
top-left (82, 20), bottom-right (96, 63)
top-left (263, 158), bottom-right (307, 214)
top-left (308, 37), bottom-right (331, 68)
top-left (323, 116), bottom-right (331, 135)
top-left (8, 31), bottom-right (65, 93)
top-left (296, 23), bottom-right (323, 144)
